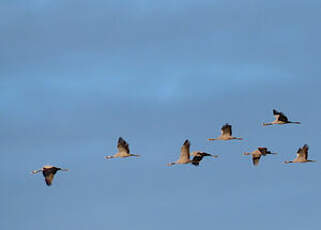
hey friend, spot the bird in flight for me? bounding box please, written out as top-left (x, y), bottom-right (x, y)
top-left (168, 139), bottom-right (218, 166)
top-left (243, 147), bottom-right (277, 166)
top-left (32, 165), bottom-right (68, 186)
top-left (263, 109), bottom-right (301, 126)
top-left (105, 137), bottom-right (140, 159)
top-left (284, 144), bottom-right (316, 164)
top-left (191, 151), bottom-right (218, 166)
top-left (208, 123), bottom-right (243, 141)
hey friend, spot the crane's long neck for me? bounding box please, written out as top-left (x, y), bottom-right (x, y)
top-left (129, 154), bottom-right (140, 157)
top-left (32, 169), bottom-right (42, 174)
top-left (307, 160), bottom-right (316, 163)
top-left (233, 137), bottom-right (243, 140)
top-left (167, 162), bottom-right (176, 166)
top-left (263, 122), bottom-right (273, 126)
top-left (289, 121), bottom-right (301, 124)
top-left (208, 138), bottom-right (217, 141)
top-left (284, 160), bottom-right (293, 164)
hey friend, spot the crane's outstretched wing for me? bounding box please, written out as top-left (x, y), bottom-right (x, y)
top-left (117, 137), bottom-right (130, 153)
top-left (191, 152), bottom-right (212, 166)
top-left (252, 154), bottom-right (261, 166)
top-left (179, 140), bottom-right (190, 162)
top-left (221, 123), bottom-right (232, 136)
top-left (43, 167), bottom-right (59, 186)
top-left (297, 144), bottom-right (309, 160)
top-left (258, 147), bottom-right (272, 155)
top-left (45, 174), bottom-right (55, 186)
top-left (273, 109), bottom-right (288, 122)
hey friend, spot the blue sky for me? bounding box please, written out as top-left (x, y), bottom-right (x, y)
top-left (1, 1), bottom-right (321, 230)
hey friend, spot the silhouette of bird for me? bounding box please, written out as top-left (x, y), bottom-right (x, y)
top-left (208, 123), bottom-right (243, 141)
top-left (32, 165), bottom-right (68, 186)
top-left (243, 147), bottom-right (277, 166)
top-left (284, 144), bottom-right (316, 164)
top-left (263, 109), bottom-right (301, 126)
top-left (105, 137), bottom-right (140, 159)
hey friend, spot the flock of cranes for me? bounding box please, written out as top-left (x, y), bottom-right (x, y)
top-left (32, 109), bottom-right (316, 186)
